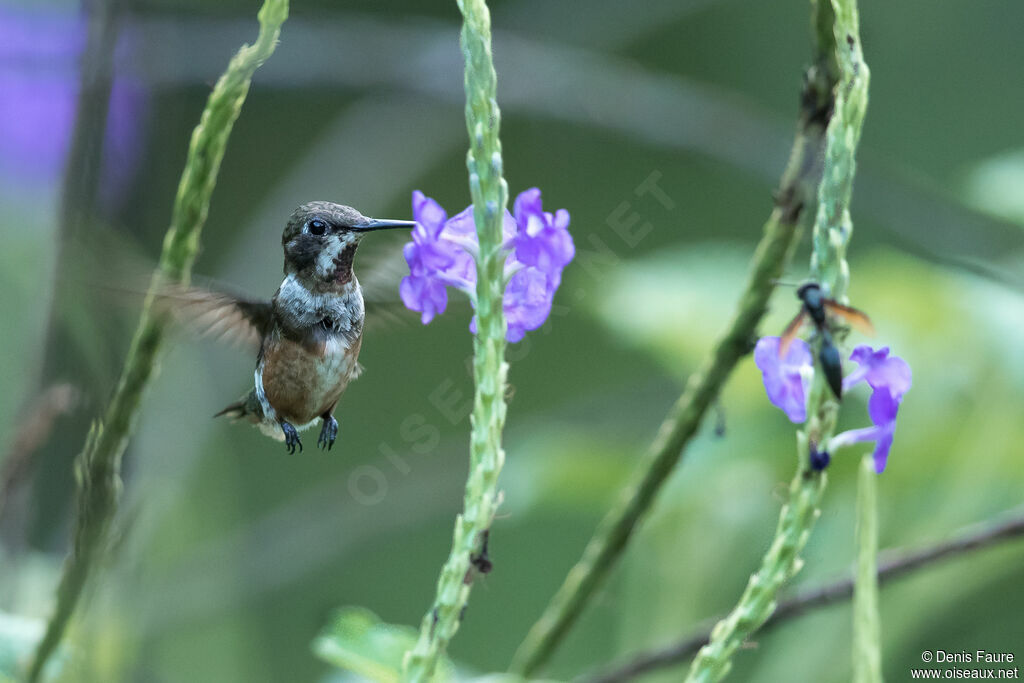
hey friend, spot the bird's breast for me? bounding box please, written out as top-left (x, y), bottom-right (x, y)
top-left (259, 331), bottom-right (362, 425)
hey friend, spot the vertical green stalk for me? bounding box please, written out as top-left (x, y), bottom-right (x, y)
top-left (682, 434), bottom-right (826, 683)
top-left (400, 1), bottom-right (507, 681)
top-left (854, 455), bottom-right (883, 683)
top-left (23, 2), bottom-right (288, 680)
top-left (683, 1), bottom-right (868, 681)
top-left (510, 2), bottom-right (845, 679)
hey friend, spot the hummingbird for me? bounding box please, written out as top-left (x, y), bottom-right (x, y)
top-left (167, 202), bottom-right (414, 453)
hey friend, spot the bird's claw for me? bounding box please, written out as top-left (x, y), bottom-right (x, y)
top-left (281, 421), bottom-right (302, 454)
top-left (318, 415), bottom-right (338, 451)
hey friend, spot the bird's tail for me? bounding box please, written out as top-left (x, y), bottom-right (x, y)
top-left (214, 391), bottom-right (259, 420)
top-left (214, 402), bottom-right (246, 420)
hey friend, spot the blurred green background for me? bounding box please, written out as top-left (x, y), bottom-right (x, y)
top-left (1, 0), bottom-right (1022, 681)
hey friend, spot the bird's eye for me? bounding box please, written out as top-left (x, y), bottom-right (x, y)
top-left (308, 219), bottom-right (328, 236)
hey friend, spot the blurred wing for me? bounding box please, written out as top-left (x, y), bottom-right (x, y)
top-left (824, 300), bottom-right (875, 336)
top-left (358, 243), bottom-right (413, 330)
top-left (778, 311), bottom-right (806, 358)
top-left (157, 284), bottom-right (274, 351)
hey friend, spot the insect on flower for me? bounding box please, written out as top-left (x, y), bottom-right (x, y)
top-left (779, 282), bottom-right (875, 400)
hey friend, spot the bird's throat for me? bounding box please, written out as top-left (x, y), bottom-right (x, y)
top-left (332, 244), bottom-right (357, 285)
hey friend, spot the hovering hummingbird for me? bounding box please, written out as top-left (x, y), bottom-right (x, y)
top-left (165, 202), bottom-right (414, 453)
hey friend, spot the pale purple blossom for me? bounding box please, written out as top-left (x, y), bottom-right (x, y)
top-left (399, 273), bottom-right (448, 325)
top-left (842, 345), bottom-right (912, 397)
top-left (400, 188), bottom-right (573, 342)
top-left (512, 188), bottom-right (575, 272)
top-left (0, 7), bottom-right (146, 203)
top-left (754, 339), bottom-right (912, 473)
top-left (830, 346), bottom-right (912, 473)
top-left (753, 336), bottom-right (813, 424)
top-left (496, 267), bottom-right (555, 343)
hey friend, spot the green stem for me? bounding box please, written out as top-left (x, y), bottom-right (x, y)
top-left (809, 0), bottom-right (869, 303)
top-left (508, 9), bottom-right (844, 681)
top-left (400, 1), bottom-right (508, 681)
top-left (684, 436), bottom-right (826, 683)
top-left (854, 455), bottom-right (883, 683)
top-left (683, 1), bottom-right (868, 681)
top-left (23, 2), bottom-right (288, 680)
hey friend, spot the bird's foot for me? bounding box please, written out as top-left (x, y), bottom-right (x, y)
top-left (318, 414), bottom-right (338, 451)
top-left (281, 421), bottom-right (302, 454)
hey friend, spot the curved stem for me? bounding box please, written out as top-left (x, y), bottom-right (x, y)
top-left (853, 455), bottom-right (883, 683)
top-left (682, 437), bottom-right (827, 683)
top-left (581, 505), bottom-right (1024, 683)
top-left (509, 7), bottom-right (842, 680)
top-left (683, 1), bottom-right (869, 681)
top-left (400, 1), bottom-right (508, 681)
top-left (23, 2), bottom-right (288, 679)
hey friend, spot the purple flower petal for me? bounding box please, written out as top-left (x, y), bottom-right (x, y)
top-left (512, 188), bottom-right (575, 273)
top-left (400, 274), bottom-right (448, 324)
top-left (412, 190), bottom-right (447, 238)
top-left (439, 207), bottom-right (480, 284)
top-left (872, 431), bottom-right (895, 474)
top-left (504, 268), bottom-right (555, 340)
top-left (844, 345), bottom-right (912, 398)
top-left (404, 234), bottom-right (454, 277)
top-left (754, 336), bottom-right (813, 423)
top-left (830, 425), bottom-right (883, 450)
top-left (829, 398), bottom-right (897, 473)
top-left (867, 384), bottom-right (899, 425)
top-left (0, 7), bottom-right (146, 202)
top-left (865, 388), bottom-right (899, 472)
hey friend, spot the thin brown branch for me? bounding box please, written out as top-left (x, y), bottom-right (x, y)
top-left (580, 507), bottom-right (1024, 683)
top-left (0, 384), bottom-right (79, 529)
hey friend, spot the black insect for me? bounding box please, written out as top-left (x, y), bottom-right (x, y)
top-left (808, 442), bottom-right (831, 471)
top-left (779, 282), bottom-right (874, 400)
top-left (470, 529), bottom-right (493, 575)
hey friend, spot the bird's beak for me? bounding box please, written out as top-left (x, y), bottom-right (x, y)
top-left (352, 219), bottom-right (417, 232)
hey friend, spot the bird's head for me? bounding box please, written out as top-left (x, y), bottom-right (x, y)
top-left (282, 201), bottom-right (413, 288)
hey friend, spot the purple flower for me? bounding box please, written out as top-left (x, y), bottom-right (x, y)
top-left (399, 194), bottom-right (474, 324)
top-left (403, 192), bottom-right (458, 277)
top-left (0, 7), bottom-right (146, 204)
top-left (503, 268), bottom-right (556, 343)
top-left (754, 338), bottom-right (913, 474)
top-left (754, 336), bottom-right (813, 423)
top-left (830, 346), bottom-right (912, 473)
top-left (512, 188), bottom-right (575, 272)
top-left (400, 189), bottom-right (573, 342)
top-left (399, 274), bottom-right (448, 324)
top-left (843, 346), bottom-right (912, 397)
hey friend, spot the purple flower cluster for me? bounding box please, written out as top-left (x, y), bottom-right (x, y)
top-left (400, 188), bottom-right (574, 342)
top-left (0, 7), bottom-right (146, 201)
top-left (754, 337), bottom-right (912, 473)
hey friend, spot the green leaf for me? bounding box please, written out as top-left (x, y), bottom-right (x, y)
top-left (314, 607), bottom-right (451, 683)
